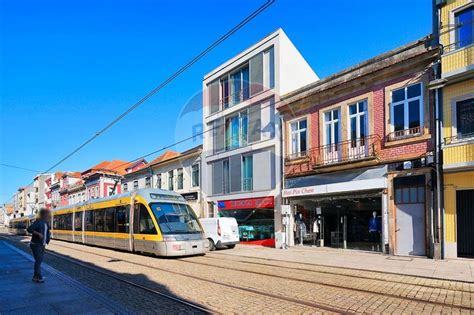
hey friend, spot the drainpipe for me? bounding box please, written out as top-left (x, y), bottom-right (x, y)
top-left (431, 0), bottom-right (445, 259)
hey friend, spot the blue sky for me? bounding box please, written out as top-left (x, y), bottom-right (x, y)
top-left (0, 0), bottom-right (432, 203)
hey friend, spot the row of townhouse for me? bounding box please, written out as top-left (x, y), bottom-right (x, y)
top-left (5, 0), bottom-right (471, 260)
top-left (200, 29), bottom-right (441, 254)
top-left (197, 0), bottom-right (472, 259)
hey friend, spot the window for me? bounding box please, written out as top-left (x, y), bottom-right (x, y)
top-left (263, 47), bottom-right (275, 89)
top-left (230, 65), bottom-right (250, 106)
top-left (156, 174), bottom-right (162, 189)
top-left (94, 209), bottom-right (105, 232)
top-left (108, 186), bottom-right (116, 196)
top-left (225, 114), bottom-right (240, 150)
top-left (390, 83), bottom-right (423, 139)
top-left (85, 211), bottom-right (94, 231)
top-left (145, 177), bottom-right (151, 188)
top-left (290, 119), bottom-right (307, 157)
top-left (104, 207), bottom-right (115, 232)
top-left (95, 186), bottom-right (99, 197)
top-left (177, 168), bottom-right (184, 190)
top-left (395, 186), bottom-right (425, 204)
top-left (74, 211), bottom-right (83, 231)
top-left (324, 109), bottom-right (340, 146)
top-left (168, 171), bottom-right (174, 190)
top-left (242, 155), bottom-right (253, 191)
top-left (191, 164), bottom-right (199, 187)
top-left (456, 98), bottom-right (474, 139)
top-left (223, 159), bottom-right (230, 194)
top-left (455, 7), bottom-right (473, 49)
top-left (116, 206), bottom-right (129, 233)
top-left (150, 203), bottom-right (202, 235)
top-left (123, 183), bottom-right (128, 192)
top-left (138, 205), bottom-right (156, 234)
top-left (133, 180), bottom-right (138, 191)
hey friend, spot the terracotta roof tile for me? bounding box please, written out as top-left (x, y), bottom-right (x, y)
top-left (149, 151), bottom-right (180, 165)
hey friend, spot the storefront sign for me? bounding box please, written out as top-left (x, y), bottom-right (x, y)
top-left (218, 196), bottom-right (274, 210)
top-left (181, 192), bottom-right (198, 201)
top-left (282, 186), bottom-right (318, 197)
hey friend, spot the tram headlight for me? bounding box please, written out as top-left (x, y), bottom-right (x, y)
top-left (163, 236), bottom-right (177, 241)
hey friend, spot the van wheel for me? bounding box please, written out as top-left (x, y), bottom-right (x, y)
top-left (208, 239), bottom-right (216, 251)
top-left (227, 244), bottom-right (236, 249)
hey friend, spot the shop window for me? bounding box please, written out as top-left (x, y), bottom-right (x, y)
top-left (289, 119), bottom-right (307, 158)
top-left (390, 83), bottom-right (423, 139)
top-left (456, 98), bottom-right (474, 139)
top-left (219, 208), bottom-right (274, 242)
top-left (455, 7), bottom-right (473, 49)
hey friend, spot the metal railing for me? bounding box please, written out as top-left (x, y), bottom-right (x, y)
top-left (220, 86), bottom-right (250, 109)
top-left (308, 135), bottom-right (381, 167)
top-left (387, 126), bottom-right (423, 141)
top-left (242, 178), bottom-right (253, 191)
top-left (444, 132), bottom-right (474, 145)
top-left (285, 151), bottom-right (308, 162)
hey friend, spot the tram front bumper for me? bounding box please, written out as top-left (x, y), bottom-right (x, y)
top-left (159, 236), bottom-right (209, 256)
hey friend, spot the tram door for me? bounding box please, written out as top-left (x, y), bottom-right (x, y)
top-left (133, 204), bottom-right (145, 252)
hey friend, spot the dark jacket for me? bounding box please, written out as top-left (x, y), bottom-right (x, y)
top-left (27, 219), bottom-right (51, 245)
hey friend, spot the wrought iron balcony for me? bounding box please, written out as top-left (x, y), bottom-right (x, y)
top-left (309, 135), bottom-right (381, 168)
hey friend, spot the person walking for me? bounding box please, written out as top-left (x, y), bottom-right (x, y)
top-left (27, 208), bottom-right (51, 283)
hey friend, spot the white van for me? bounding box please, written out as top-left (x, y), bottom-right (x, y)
top-left (200, 217), bottom-right (240, 251)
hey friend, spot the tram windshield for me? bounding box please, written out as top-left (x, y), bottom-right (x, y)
top-left (150, 202), bottom-right (202, 235)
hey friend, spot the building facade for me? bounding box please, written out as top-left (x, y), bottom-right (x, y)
top-left (81, 160), bottom-right (136, 200)
top-left (122, 146), bottom-right (203, 217)
top-left (279, 38), bottom-right (440, 257)
top-left (436, 0), bottom-right (474, 258)
top-left (201, 29), bottom-right (318, 248)
top-left (33, 174), bottom-right (52, 210)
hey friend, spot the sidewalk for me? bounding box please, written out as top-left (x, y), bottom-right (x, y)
top-left (0, 241), bottom-right (124, 315)
top-left (228, 245), bottom-right (474, 282)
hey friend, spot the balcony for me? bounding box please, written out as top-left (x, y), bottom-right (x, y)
top-left (387, 126), bottom-right (423, 142)
top-left (443, 134), bottom-right (474, 169)
top-left (285, 135), bottom-right (381, 176)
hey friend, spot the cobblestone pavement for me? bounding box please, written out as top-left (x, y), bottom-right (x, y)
top-left (3, 234), bottom-right (474, 314)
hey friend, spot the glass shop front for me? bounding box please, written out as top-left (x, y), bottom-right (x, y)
top-left (291, 193), bottom-right (383, 252)
top-left (217, 196), bottom-right (275, 247)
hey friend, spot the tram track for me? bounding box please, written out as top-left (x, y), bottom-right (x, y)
top-left (210, 251), bottom-right (474, 286)
top-left (15, 237), bottom-right (473, 313)
top-left (0, 235), bottom-right (212, 314)
top-left (1, 235), bottom-right (346, 314)
top-left (201, 253), bottom-right (474, 293)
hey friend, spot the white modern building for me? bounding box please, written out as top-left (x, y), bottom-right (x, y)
top-left (33, 173), bottom-right (52, 210)
top-left (122, 145), bottom-right (203, 217)
top-left (201, 29), bottom-right (318, 248)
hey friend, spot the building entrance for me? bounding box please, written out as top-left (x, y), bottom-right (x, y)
top-left (293, 195), bottom-right (382, 252)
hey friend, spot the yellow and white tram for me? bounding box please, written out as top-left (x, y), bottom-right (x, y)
top-left (8, 215), bottom-right (35, 235)
top-left (51, 189), bottom-right (208, 256)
